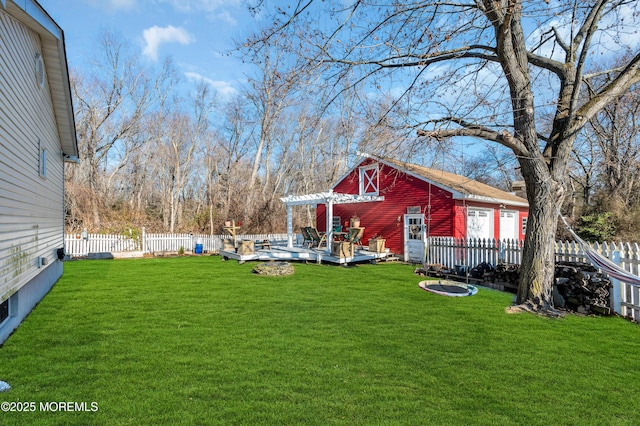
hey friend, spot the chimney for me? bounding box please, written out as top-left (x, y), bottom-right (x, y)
top-left (511, 180), bottom-right (526, 198)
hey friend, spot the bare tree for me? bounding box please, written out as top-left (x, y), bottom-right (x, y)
top-left (244, 0), bottom-right (640, 314)
top-left (70, 30), bottom-right (156, 228)
top-left (154, 84), bottom-right (215, 232)
top-left (589, 88), bottom-right (640, 207)
top-left (244, 35), bottom-right (302, 191)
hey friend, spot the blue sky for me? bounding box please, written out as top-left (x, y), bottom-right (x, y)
top-left (39, 0), bottom-right (255, 99)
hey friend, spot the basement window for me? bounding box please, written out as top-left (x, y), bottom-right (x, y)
top-left (0, 299), bottom-right (8, 325)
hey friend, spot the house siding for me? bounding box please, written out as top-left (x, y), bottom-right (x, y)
top-left (0, 8), bottom-right (64, 304)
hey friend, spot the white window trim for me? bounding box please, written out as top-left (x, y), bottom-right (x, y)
top-left (359, 164), bottom-right (379, 196)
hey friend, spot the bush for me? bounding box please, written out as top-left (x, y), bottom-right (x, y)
top-left (577, 212), bottom-right (617, 242)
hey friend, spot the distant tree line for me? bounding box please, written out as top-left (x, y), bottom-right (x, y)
top-left (65, 30), bottom-right (640, 242)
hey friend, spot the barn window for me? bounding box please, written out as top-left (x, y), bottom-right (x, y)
top-left (359, 164), bottom-right (378, 195)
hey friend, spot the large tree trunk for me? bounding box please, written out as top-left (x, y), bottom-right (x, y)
top-left (516, 165), bottom-right (564, 311)
top-left (515, 126), bottom-right (574, 314)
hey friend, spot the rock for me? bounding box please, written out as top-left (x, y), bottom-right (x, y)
top-left (252, 261), bottom-right (294, 276)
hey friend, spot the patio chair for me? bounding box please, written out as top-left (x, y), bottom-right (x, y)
top-left (345, 227), bottom-right (365, 249)
top-left (308, 227), bottom-right (327, 248)
top-left (331, 224), bottom-right (346, 241)
top-left (301, 226), bottom-right (313, 248)
top-left (255, 239), bottom-right (271, 250)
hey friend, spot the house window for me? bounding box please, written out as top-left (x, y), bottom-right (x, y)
top-left (359, 164), bottom-right (379, 195)
top-left (38, 139), bottom-right (47, 178)
top-left (35, 53), bottom-right (45, 89)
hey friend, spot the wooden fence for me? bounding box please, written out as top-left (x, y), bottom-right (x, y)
top-left (427, 237), bottom-right (640, 321)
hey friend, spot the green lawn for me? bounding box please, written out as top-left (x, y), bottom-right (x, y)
top-left (1, 257), bottom-right (639, 425)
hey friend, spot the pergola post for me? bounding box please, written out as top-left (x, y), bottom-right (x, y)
top-left (286, 204), bottom-right (293, 248)
top-left (326, 198), bottom-right (333, 254)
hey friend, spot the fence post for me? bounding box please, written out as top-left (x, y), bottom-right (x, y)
top-left (142, 227), bottom-right (146, 253)
top-left (610, 250), bottom-right (622, 315)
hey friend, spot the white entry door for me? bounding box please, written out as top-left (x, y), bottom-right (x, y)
top-left (499, 210), bottom-right (518, 241)
top-left (404, 214), bottom-right (426, 263)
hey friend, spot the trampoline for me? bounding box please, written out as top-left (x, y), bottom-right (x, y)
top-left (419, 280), bottom-right (478, 297)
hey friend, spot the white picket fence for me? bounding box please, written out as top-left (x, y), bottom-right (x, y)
top-left (64, 231), bottom-right (289, 257)
top-left (427, 237), bottom-right (525, 268)
top-left (427, 237), bottom-right (640, 320)
top-left (427, 237), bottom-right (640, 274)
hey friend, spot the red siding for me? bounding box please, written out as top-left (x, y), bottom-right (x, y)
top-left (316, 159), bottom-right (528, 254)
top-left (453, 204), bottom-right (466, 239)
top-left (518, 211), bottom-right (527, 240)
top-left (453, 200), bottom-right (529, 241)
top-left (319, 159), bottom-right (455, 255)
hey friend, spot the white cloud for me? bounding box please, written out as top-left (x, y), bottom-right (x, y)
top-left (142, 25), bottom-right (194, 61)
top-left (185, 71), bottom-right (237, 99)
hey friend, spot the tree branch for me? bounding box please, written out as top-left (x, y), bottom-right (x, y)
top-left (324, 44), bottom-right (499, 69)
top-left (416, 116), bottom-right (529, 155)
top-left (571, 53), bottom-right (640, 133)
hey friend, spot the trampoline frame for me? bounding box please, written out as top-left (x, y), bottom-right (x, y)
top-left (418, 280), bottom-right (478, 297)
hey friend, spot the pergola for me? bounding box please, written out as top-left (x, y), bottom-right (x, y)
top-left (280, 190), bottom-right (384, 252)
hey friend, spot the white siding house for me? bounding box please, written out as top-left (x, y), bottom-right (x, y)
top-left (0, 0), bottom-right (77, 344)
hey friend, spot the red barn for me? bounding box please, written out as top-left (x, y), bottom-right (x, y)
top-left (316, 156), bottom-right (529, 262)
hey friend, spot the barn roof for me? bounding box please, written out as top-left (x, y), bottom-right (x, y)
top-left (339, 154), bottom-right (528, 208)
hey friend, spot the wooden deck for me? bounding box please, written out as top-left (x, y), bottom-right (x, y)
top-left (220, 244), bottom-right (396, 265)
